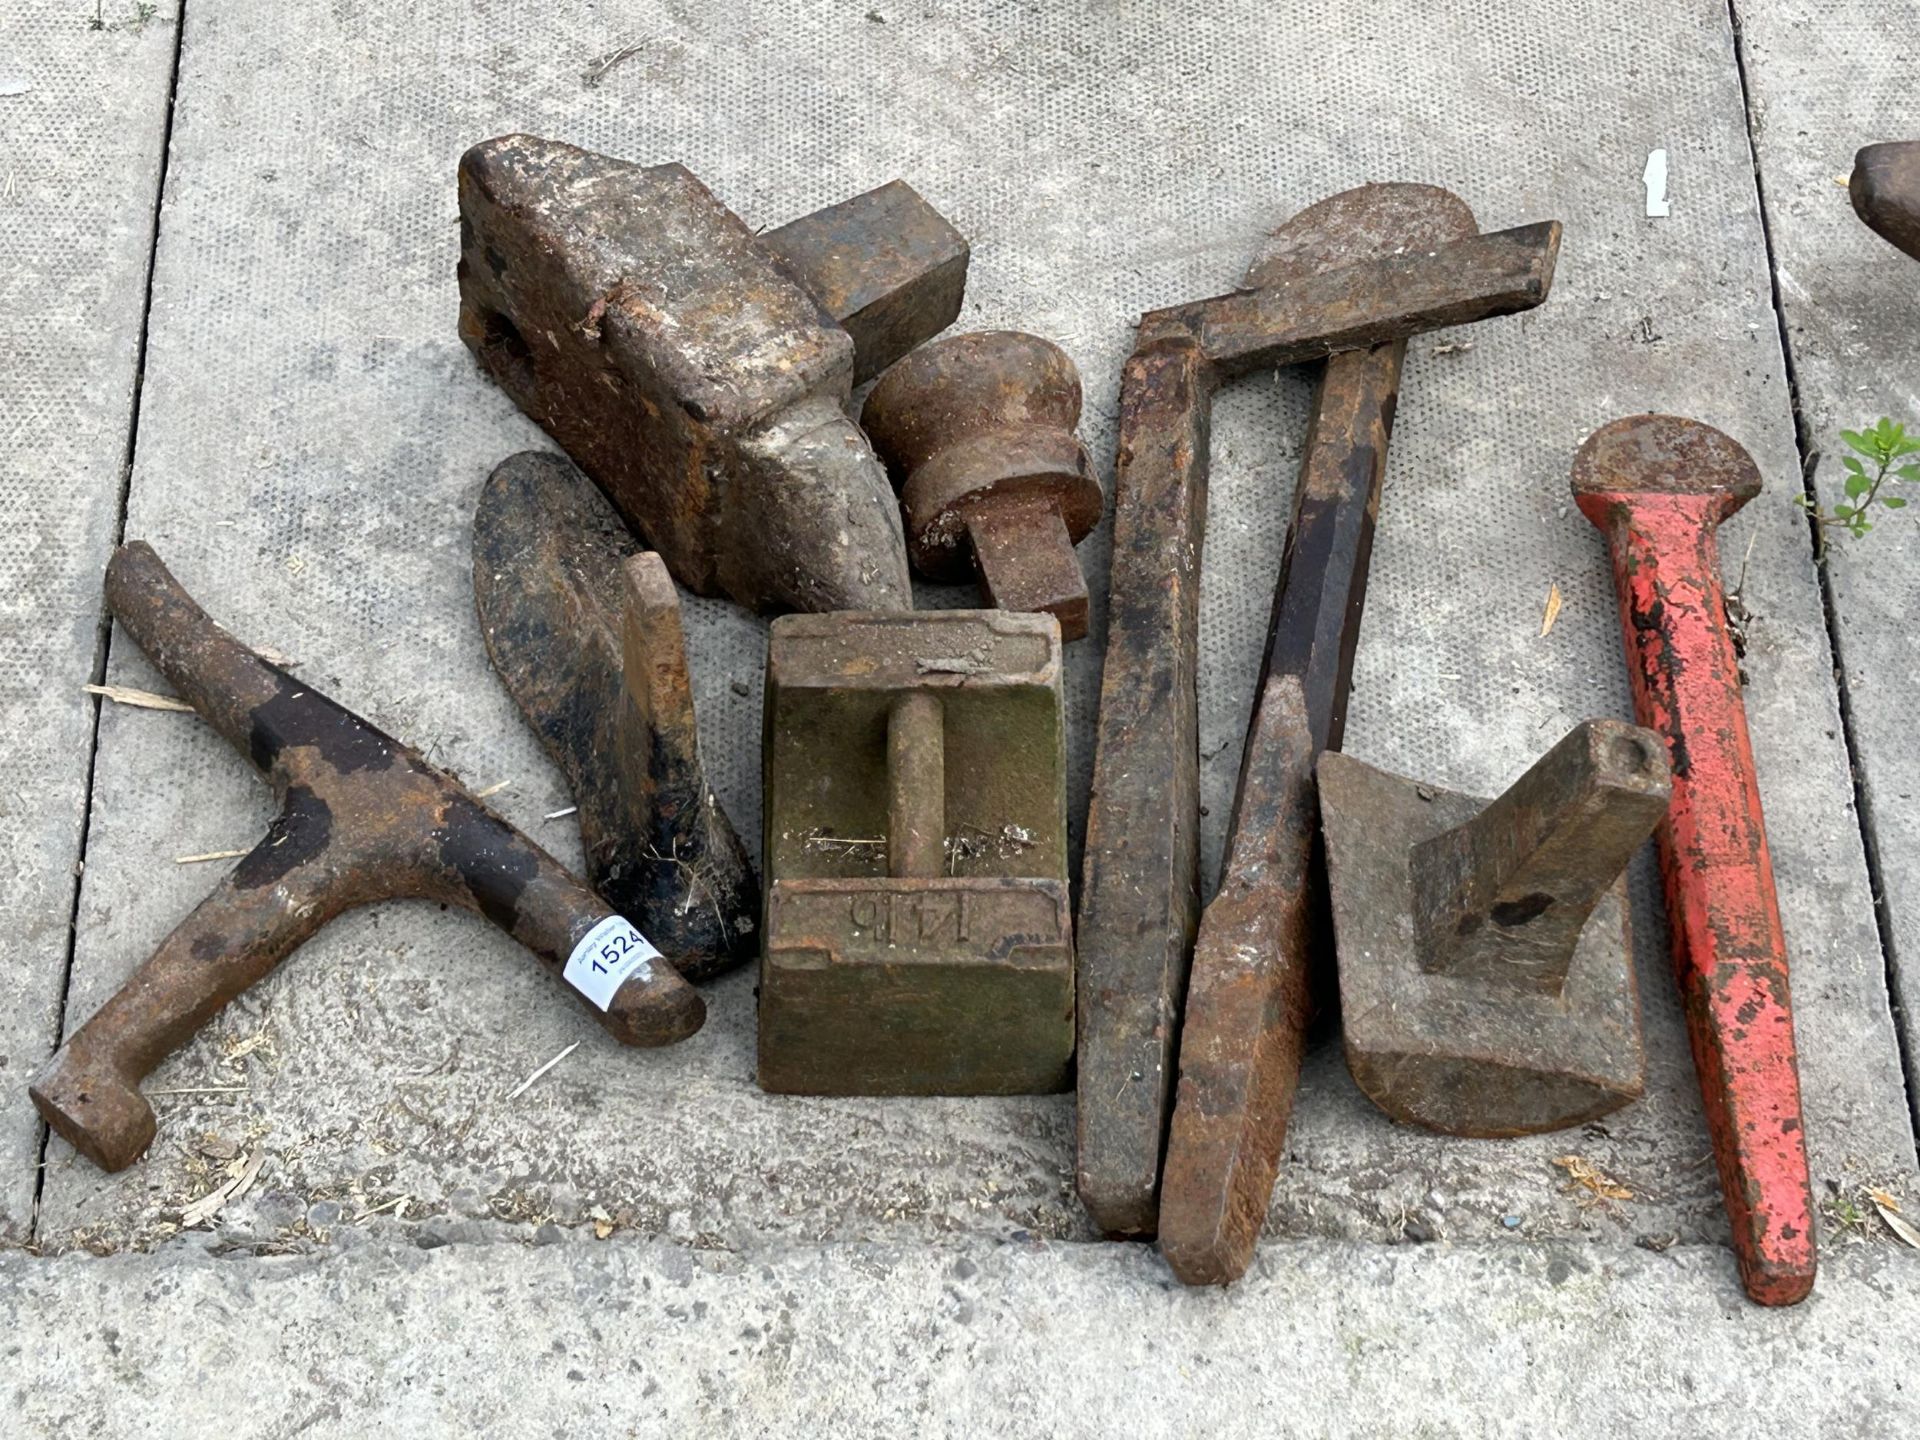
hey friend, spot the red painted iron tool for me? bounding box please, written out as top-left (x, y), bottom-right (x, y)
top-left (1573, 415), bottom-right (1815, 1306)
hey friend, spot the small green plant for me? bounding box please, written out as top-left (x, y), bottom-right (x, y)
top-left (1801, 417), bottom-right (1920, 540)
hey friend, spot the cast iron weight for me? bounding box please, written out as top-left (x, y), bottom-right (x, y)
top-left (1157, 184), bottom-right (1489, 1286)
top-left (458, 135), bottom-right (969, 615)
top-left (1076, 191), bottom-right (1563, 1239)
top-left (473, 452), bottom-right (758, 981)
top-left (32, 543), bottom-right (704, 1175)
top-left (758, 611), bottom-right (1074, 1095)
top-left (1850, 142), bottom-right (1920, 261)
top-left (1318, 719), bottom-right (1669, 1136)
top-left (1573, 415), bottom-right (1815, 1307)
top-left (862, 332), bottom-right (1104, 640)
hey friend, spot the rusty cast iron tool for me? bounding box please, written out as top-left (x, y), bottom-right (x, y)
top-left (759, 610), bottom-right (1073, 1095)
top-left (1157, 183), bottom-right (1540, 1282)
top-left (1077, 190), bottom-right (1562, 1239)
top-left (457, 134), bottom-right (970, 614)
top-left (861, 331), bottom-right (1104, 640)
top-left (1318, 719), bottom-right (1668, 1137)
top-left (1850, 142), bottom-right (1920, 261)
top-left (1574, 416), bottom-right (1815, 1306)
top-left (32, 542), bottom-right (705, 1175)
top-left (474, 451), bottom-right (758, 981)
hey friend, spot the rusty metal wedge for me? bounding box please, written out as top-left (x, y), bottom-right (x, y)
top-left (1573, 415), bottom-right (1815, 1307)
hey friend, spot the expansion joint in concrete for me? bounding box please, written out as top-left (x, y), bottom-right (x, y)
top-left (30, 2), bottom-right (194, 1245)
top-left (1724, 0), bottom-right (1920, 1151)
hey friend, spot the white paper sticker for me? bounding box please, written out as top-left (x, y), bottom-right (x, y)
top-left (1643, 148), bottom-right (1671, 218)
top-left (563, 915), bottom-right (660, 1011)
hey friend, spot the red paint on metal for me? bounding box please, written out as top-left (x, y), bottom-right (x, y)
top-left (1574, 415), bottom-right (1814, 1306)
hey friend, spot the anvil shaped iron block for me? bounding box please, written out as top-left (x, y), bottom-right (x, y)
top-left (759, 610), bottom-right (1073, 1095)
top-left (1318, 719), bottom-right (1670, 1137)
top-left (457, 134), bottom-right (969, 614)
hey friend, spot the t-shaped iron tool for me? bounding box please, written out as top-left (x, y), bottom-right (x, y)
top-left (32, 543), bottom-right (705, 1174)
top-left (1850, 142), bottom-right (1920, 261)
top-left (457, 135), bottom-right (969, 614)
top-left (1573, 415), bottom-right (1815, 1307)
top-left (1076, 187), bottom-right (1562, 1240)
top-left (861, 331), bottom-right (1104, 640)
top-left (1318, 719), bottom-right (1668, 1136)
top-left (474, 452), bottom-right (759, 981)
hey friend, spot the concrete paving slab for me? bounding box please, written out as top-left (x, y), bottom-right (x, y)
top-left (1734, 0), bottom-right (1920, 1113)
top-left (0, 2), bottom-right (179, 1238)
top-left (2, 1233), bottom-right (1916, 1437)
top-left (38, 0), bottom-right (1916, 1278)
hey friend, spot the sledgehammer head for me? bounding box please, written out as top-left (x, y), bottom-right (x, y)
top-left (457, 135), bottom-right (968, 614)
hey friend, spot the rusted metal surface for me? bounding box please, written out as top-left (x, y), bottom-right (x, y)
top-left (1158, 183), bottom-right (1484, 1284)
top-left (457, 134), bottom-right (970, 615)
top-left (1850, 142), bottom-right (1920, 262)
top-left (862, 331), bottom-right (1103, 639)
top-left (1077, 189), bottom-right (1562, 1240)
top-left (759, 611), bottom-right (1073, 1095)
top-left (1319, 719), bottom-right (1667, 1138)
top-left (1134, 220), bottom-right (1561, 376)
top-left (1573, 415), bottom-right (1816, 1307)
top-left (1075, 338), bottom-right (1212, 1235)
top-left (33, 543), bottom-right (705, 1174)
top-left (1156, 674), bottom-right (1318, 1280)
top-left (473, 452), bottom-right (759, 981)
top-left (764, 180), bottom-right (971, 385)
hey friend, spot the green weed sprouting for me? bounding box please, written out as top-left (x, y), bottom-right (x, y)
top-left (1801, 417), bottom-right (1920, 541)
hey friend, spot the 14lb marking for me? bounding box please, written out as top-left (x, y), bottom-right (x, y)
top-left (849, 892), bottom-right (972, 943)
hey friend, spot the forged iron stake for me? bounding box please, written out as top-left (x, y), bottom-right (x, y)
top-left (1075, 336), bottom-right (1211, 1237)
top-left (474, 452), bottom-right (758, 981)
top-left (1573, 414), bottom-right (1815, 1307)
top-left (862, 331), bottom-right (1104, 639)
top-left (1319, 719), bottom-right (1667, 1137)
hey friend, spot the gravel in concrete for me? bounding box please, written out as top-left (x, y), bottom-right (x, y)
top-left (2, 1233), bottom-right (1916, 1436)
